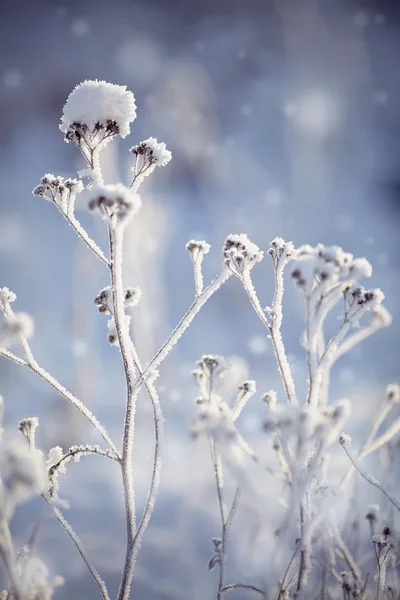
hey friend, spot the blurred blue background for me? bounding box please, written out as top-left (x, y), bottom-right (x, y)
top-left (0, 0), bottom-right (399, 597)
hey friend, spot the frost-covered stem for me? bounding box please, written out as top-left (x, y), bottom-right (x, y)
top-left (309, 320), bottom-right (350, 406)
top-left (0, 348), bottom-right (28, 366)
top-left (0, 522), bottom-right (20, 600)
top-left (0, 307), bottom-right (118, 455)
top-left (126, 345), bottom-right (163, 583)
top-left (319, 317), bottom-right (388, 406)
top-left (332, 520), bottom-right (361, 583)
top-left (305, 293), bottom-right (319, 405)
top-left (342, 402), bottom-right (393, 486)
top-left (361, 418), bottom-right (400, 459)
top-left (374, 544), bottom-right (391, 600)
top-left (295, 504), bottom-right (306, 598)
top-left (45, 501), bottom-right (110, 600)
top-left (132, 268), bottom-right (231, 392)
top-left (220, 584), bottom-right (264, 596)
top-left (56, 206), bottom-right (110, 267)
top-left (192, 255), bottom-right (204, 296)
top-left (91, 149), bottom-right (104, 187)
top-left (241, 271), bottom-right (297, 406)
top-left (340, 441), bottom-right (400, 511)
top-left (48, 446), bottom-right (120, 477)
top-left (211, 439), bottom-right (226, 600)
top-left (109, 228), bottom-right (139, 600)
top-left (277, 545), bottom-right (300, 599)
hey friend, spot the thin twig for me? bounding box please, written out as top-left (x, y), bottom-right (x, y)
top-left (0, 320), bottom-right (118, 456)
top-left (221, 583), bottom-right (265, 596)
top-left (241, 270), bottom-right (297, 406)
top-left (44, 500), bottom-right (110, 600)
top-left (341, 442), bottom-right (400, 511)
top-left (56, 207), bottom-right (111, 267)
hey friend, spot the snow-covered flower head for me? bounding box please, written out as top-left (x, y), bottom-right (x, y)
top-left (130, 137), bottom-right (172, 191)
top-left (124, 287), bottom-right (142, 308)
top-left (0, 439), bottom-right (46, 515)
top-left (0, 312), bottom-right (34, 349)
top-left (88, 184), bottom-right (141, 228)
top-left (107, 315), bottom-right (131, 347)
top-left (32, 174), bottom-right (83, 216)
top-left (186, 240), bottom-right (211, 261)
top-left (223, 234), bottom-right (264, 277)
top-left (60, 80), bottom-right (136, 143)
top-left (268, 237), bottom-right (294, 267)
top-left (292, 243), bottom-right (372, 295)
top-left (94, 286), bottom-right (113, 315)
top-left (191, 401), bottom-right (235, 442)
top-left (344, 286), bottom-right (384, 327)
top-left (193, 355), bottom-right (226, 402)
top-left (0, 287), bottom-right (16, 311)
top-left (130, 137), bottom-right (171, 166)
top-left (386, 383), bottom-right (400, 404)
top-left (18, 417), bottom-right (39, 449)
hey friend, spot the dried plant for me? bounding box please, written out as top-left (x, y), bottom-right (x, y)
top-left (0, 80), bottom-right (398, 600)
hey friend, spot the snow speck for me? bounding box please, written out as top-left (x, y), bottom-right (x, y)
top-left (3, 70), bottom-right (22, 89)
top-left (247, 335), bottom-right (268, 355)
top-left (72, 340), bottom-right (88, 358)
top-left (338, 368), bottom-right (355, 386)
top-left (169, 390), bottom-right (182, 403)
top-left (240, 104), bottom-right (253, 117)
top-left (373, 13), bottom-right (386, 26)
top-left (265, 188), bottom-right (283, 207)
top-left (373, 90), bottom-right (388, 106)
top-left (72, 20), bottom-right (90, 37)
top-left (353, 11), bottom-right (369, 28)
top-left (284, 91), bottom-right (339, 139)
top-left (334, 213), bottom-right (353, 233)
top-left (237, 49), bottom-right (247, 60)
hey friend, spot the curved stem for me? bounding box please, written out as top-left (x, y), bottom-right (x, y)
top-left (44, 501), bottom-right (110, 600)
top-left (221, 583), bottom-right (264, 596)
top-left (0, 315), bottom-right (118, 456)
top-left (242, 271), bottom-right (297, 406)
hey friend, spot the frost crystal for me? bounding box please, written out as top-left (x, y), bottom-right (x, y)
top-left (88, 184), bottom-right (141, 228)
top-left (60, 80), bottom-right (137, 140)
top-left (223, 234), bottom-right (264, 277)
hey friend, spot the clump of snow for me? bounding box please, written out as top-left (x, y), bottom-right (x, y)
top-left (60, 80), bottom-right (137, 139)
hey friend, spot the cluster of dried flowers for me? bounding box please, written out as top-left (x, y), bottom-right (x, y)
top-left (0, 80), bottom-right (397, 600)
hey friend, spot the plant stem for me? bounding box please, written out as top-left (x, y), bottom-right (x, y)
top-left (109, 228), bottom-right (139, 600)
top-left (0, 312), bottom-right (118, 456)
